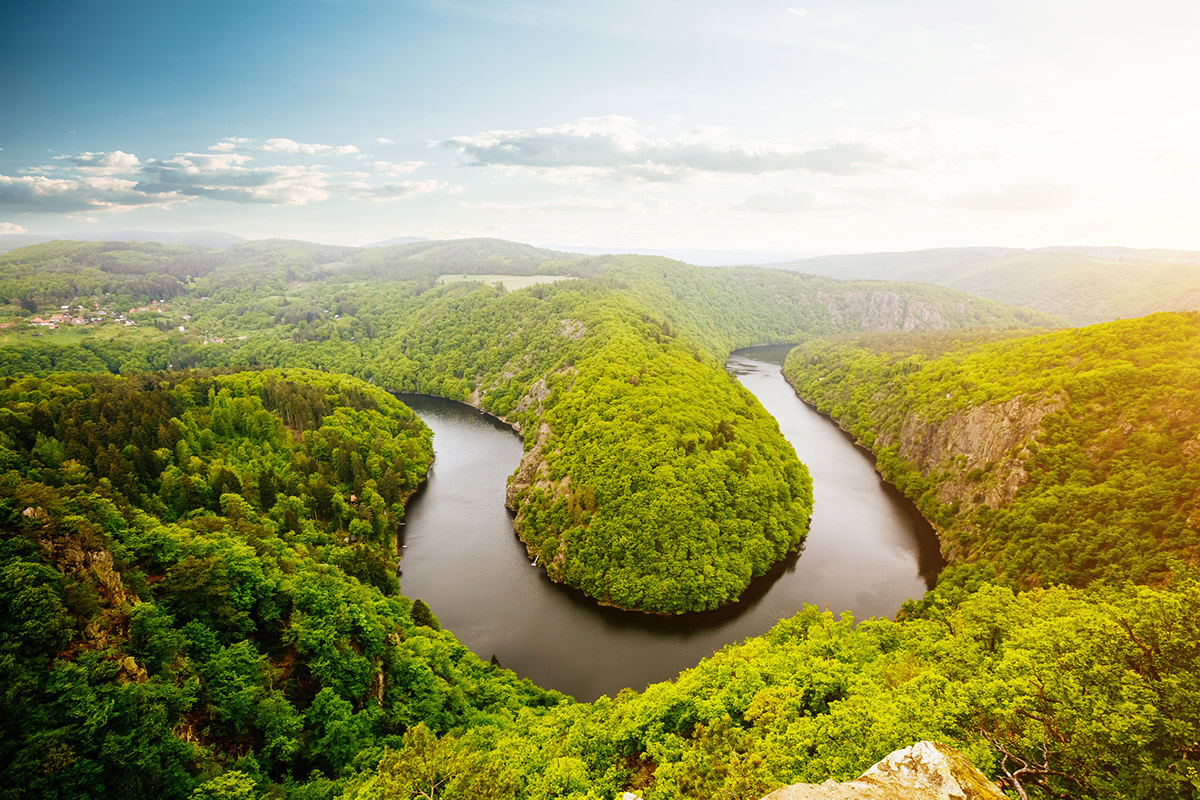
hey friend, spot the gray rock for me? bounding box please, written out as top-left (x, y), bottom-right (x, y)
top-left (762, 741), bottom-right (1007, 800)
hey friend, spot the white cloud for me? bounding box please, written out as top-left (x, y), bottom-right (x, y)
top-left (262, 138), bottom-right (355, 155)
top-left (143, 154), bottom-right (332, 205)
top-left (264, 138), bottom-right (359, 156)
top-left (57, 150), bottom-right (142, 176)
top-left (948, 182), bottom-right (1076, 211)
top-left (0, 174), bottom-right (184, 213)
top-left (0, 136), bottom-right (452, 217)
top-left (437, 115), bottom-right (896, 183)
top-left (0, 222), bottom-right (28, 234)
top-left (349, 179), bottom-right (444, 202)
top-left (370, 160), bottom-right (426, 176)
top-left (209, 137), bottom-right (254, 152)
top-left (211, 137), bottom-right (360, 156)
top-left (375, 137), bottom-right (395, 145)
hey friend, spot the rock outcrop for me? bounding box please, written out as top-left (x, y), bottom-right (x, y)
top-left (889, 395), bottom-right (1063, 510)
top-left (761, 741), bottom-right (1007, 800)
top-left (818, 290), bottom-right (951, 332)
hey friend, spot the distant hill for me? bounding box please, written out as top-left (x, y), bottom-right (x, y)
top-left (0, 229), bottom-right (245, 253)
top-left (764, 246), bottom-right (1200, 325)
top-left (348, 237), bottom-right (585, 279)
top-left (362, 235), bottom-right (432, 248)
top-left (547, 244), bottom-right (813, 266)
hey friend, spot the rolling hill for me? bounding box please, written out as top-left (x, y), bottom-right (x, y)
top-left (766, 246), bottom-right (1200, 325)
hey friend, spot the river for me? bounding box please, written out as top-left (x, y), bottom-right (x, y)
top-left (396, 345), bottom-right (942, 701)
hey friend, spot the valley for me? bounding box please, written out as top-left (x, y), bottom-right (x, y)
top-left (395, 347), bottom-right (939, 701)
top-left (0, 236), bottom-right (1194, 800)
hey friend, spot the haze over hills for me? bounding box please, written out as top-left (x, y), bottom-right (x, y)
top-left (0, 230), bottom-right (247, 253)
top-left (15, 230), bottom-right (1200, 329)
top-left (18, 232), bottom-right (1200, 326)
top-left (764, 246), bottom-right (1200, 325)
top-left (547, 244), bottom-right (815, 267)
top-left (0, 231), bottom-right (803, 268)
top-left (363, 236), bottom-right (433, 248)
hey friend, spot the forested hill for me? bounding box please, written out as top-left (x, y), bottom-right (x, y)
top-left (0, 238), bottom-right (580, 312)
top-left (782, 312), bottom-right (1200, 588)
top-left (766, 245), bottom-right (1200, 325)
top-left (0, 238), bottom-right (1052, 613)
top-left (0, 229), bottom-right (246, 253)
top-left (597, 254), bottom-right (1056, 359)
top-left (0, 369), bottom-right (565, 799)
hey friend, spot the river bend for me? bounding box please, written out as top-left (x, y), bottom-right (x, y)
top-left (396, 345), bottom-right (942, 700)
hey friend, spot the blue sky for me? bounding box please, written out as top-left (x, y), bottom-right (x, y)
top-left (3, 0), bottom-right (1200, 254)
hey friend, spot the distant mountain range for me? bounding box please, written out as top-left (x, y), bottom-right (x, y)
top-left (761, 246), bottom-right (1200, 325)
top-left (6, 232), bottom-right (1200, 325)
top-left (362, 236), bottom-right (432, 248)
top-left (0, 229), bottom-right (247, 253)
top-left (0, 231), bottom-right (808, 268)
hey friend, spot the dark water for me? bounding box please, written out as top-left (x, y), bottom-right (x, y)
top-left (396, 345), bottom-right (942, 700)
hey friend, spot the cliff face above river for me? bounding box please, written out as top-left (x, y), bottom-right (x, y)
top-left (781, 352), bottom-right (1063, 567)
top-left (878, 395), bottom-right (1063, 563)
top-left (782, 314), bottom-right (1200, 588)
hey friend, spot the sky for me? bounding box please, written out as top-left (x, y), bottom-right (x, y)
top-left (3, 0), bottom-right (1200, 256)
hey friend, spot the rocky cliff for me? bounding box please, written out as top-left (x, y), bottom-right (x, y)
top-left (761, 741), bottom-right (1007, 800)
top-left (879, 395), bottom-right (1062, 561)
top-left (620, 742), bottom-right (1006, 800)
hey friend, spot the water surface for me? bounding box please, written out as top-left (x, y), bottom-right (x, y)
top-left (396, 346), bottom-right (941, 700)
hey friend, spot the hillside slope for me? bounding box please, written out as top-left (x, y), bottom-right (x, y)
top-left (783, 312), bottom-right (1200, 587)
top-left (0, 370), bottom-right (565, 799)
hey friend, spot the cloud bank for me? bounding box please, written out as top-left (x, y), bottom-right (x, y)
top-left (0, 138), bottom-right (438, 215)
top-left (437, 115), bottom-right (895, 182)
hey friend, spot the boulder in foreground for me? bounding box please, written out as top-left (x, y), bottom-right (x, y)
top-left (761, 741), bottom-right (1007, 800)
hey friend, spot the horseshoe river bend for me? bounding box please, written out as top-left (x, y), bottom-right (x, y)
top-left (394, 345), bottom-right (944, 700)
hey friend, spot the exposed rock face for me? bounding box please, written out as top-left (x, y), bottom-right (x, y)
top-left (761, 741), bottom-right (1007, 800)
top-left (504, 365), bottom-right (577, 511)
top-left (39, 532), bottom-right (133, 609)
top-left (887, 395), bottom-right (1064, 510)
top-left (504, 420), bottom-right (555, 511)
top-left (818, 291), bottom-right (949, 332)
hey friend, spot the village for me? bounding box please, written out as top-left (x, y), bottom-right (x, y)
top-left (23, 298), bottom-right (193, 330)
